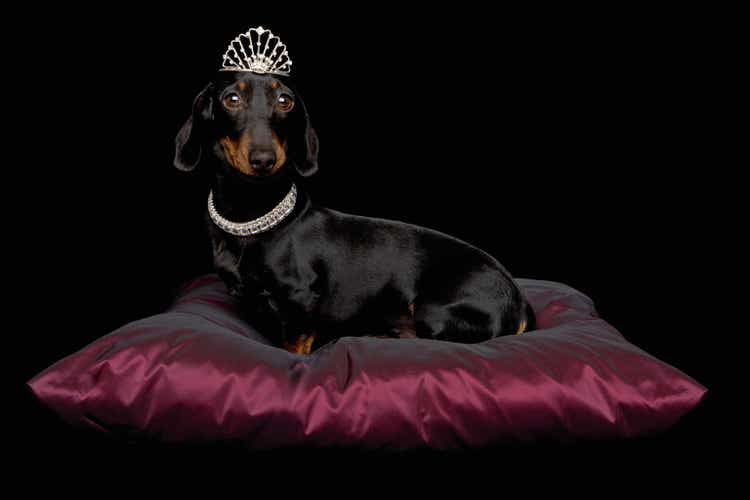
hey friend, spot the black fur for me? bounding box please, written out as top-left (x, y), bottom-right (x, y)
top-left (175, 71), bottom-right (533, 350)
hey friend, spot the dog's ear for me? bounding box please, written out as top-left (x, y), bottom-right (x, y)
top-left (292, 94), bottom-right (319, 177)
top-left (174, 83), bottom-right (214, 171)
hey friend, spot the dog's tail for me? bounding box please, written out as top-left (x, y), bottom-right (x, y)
top-left (516, 300), bottom-right (536, 335)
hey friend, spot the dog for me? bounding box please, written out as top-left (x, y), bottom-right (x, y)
top-left (174, 70), bottom-right (534, 354)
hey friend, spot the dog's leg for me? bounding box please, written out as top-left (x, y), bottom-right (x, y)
top-left (414, 301), bottom-right (497, 343)
top-left (367, 303), bottom-right (418, 339)
top-left (391, 302), bottom-right (417, 338)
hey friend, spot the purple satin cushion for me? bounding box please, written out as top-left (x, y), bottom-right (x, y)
top-left (27, 275), bottom-right (706, 449)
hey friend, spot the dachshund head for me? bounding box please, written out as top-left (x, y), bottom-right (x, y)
top-left (174, 72), bottom-right (318, 179)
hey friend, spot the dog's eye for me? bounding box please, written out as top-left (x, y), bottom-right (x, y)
top-left (277, 94), bottom-right (294, 112)
top-left (223, 93), bottom-right (242, 109)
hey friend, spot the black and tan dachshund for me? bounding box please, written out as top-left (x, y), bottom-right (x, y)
top-left (175, 71), bottom-right (534, 354)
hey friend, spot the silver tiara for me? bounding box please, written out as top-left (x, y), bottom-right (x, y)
top-left (220, 26), bottom-right (292, 76)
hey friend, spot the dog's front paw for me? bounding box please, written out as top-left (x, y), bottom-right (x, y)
top-left (283, 332), bottom-right (317, 355)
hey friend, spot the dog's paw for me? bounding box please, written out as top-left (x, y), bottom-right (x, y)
top-left (283, 332), bottom-right (317, 355)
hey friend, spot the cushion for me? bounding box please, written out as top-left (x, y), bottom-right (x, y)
top-left (27, 274), bottom-right (706, 450)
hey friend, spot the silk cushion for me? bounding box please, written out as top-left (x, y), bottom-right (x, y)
top-left (27, 274), bottom-right (707, 449)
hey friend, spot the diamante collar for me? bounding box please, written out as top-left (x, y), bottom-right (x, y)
top-left (208, 184), bottom-right (297, 236)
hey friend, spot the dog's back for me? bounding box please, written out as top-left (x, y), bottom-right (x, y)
top-left (211, 202), bottom-right (530, 346)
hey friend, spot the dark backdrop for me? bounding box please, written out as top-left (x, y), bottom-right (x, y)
top-left (16, 5), bottom-right (722, 469)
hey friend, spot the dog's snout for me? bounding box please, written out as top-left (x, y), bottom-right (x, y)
top-left (250, 150), bottom-right (276, 172)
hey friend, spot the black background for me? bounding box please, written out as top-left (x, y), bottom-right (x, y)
top-left (14, 4), bottom-right (728, 477)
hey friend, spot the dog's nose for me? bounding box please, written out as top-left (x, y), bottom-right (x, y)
top-left (250, 151), bottom-right (276, 172)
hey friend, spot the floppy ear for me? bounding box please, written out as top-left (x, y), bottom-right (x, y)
top-left (174, 83), bottom-right (214, 171)
top-left (293, 94), bottom-right (319, 177)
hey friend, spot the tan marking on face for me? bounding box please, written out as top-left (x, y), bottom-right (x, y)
top-left (221, 132), bottom-right (286, 176)
top-left (271, 131), bottom-right (287, 172)
top-left (219, 135), bottom-right (252, 175)
top-left (270, 79), bottom-right (280, 90)
top-left (237, 81), bottom-right (248, 92)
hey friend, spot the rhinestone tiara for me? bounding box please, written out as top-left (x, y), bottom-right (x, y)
top-left (208, 184), bottom-right (297, 236)
top-left (220, 26), bottom-right (292, 76)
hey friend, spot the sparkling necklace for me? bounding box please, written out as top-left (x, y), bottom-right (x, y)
top-left (207, 184), bottom-right (297, 236)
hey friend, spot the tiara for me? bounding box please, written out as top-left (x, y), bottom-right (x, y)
top-left (220, 26), bottom-right (292, 76)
